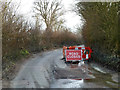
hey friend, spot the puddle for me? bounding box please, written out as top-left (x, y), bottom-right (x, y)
top-left (50, 79), bottom-right (84, 88)
top-left (92, 66), bottom-right (106, 74)
top-left (50, 78), bottom-right (109, 88)
top-left (86, 64), bottom-right (118, 88)
top-left (51, 62), bottom-right (118, 88)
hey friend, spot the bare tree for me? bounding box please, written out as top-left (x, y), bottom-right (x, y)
top-left (33, 0), bottom-right (65, 31)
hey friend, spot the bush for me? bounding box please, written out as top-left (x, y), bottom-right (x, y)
top-left (20, 49), bottom-right (29, 56)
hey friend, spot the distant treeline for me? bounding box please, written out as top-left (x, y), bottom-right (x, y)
top-left (2, 1), bottom-right (80, 79)
top-left (76, 2), bottom-right (120, 71)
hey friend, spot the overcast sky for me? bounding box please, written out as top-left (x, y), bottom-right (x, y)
top-left (10, 0), bottom-right (83, 32)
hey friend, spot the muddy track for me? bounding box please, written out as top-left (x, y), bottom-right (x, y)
top-left (3, 49), bottom-right (118, 88)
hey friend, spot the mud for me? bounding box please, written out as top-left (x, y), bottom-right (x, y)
top-left (4, 49), bottom-right (119, 88)
top-left (51, 61), bottom-right (119, 88)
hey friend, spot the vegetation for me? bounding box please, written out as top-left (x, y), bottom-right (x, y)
top-left (75, 2), bottom-right (120, 71)
top-left (33, 0), bottom-right (65, 31)
top-left (3, 0), bottom-right (119, 80)
top-left (2, 0), bottom-right (80, 79)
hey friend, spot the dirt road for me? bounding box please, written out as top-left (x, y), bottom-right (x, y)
top-left (10, 49), bottom-right (118, 88)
